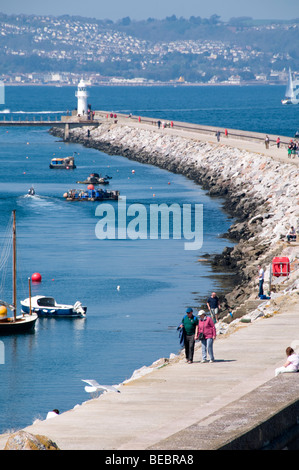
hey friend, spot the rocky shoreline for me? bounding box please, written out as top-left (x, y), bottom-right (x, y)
top-left (50, 122), bottom-right (299, 322)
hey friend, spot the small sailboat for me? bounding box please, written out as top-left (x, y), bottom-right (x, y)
top-left (282, 68), bottom-right (299, 105)
top-left (0, 211), bottom-right (38, 334)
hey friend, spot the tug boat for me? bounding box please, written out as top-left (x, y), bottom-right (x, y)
top-left (21, 295), bottom-right (87, 318)
top-left (63, 187), bottom-right (119, 201)
top-left (77, 173), bottom-right (111, 185)
top-left (50, 153), bottom-right (76, 169)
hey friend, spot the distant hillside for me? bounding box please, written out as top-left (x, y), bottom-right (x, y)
top-left (0, 13), bottom-right (298, 82)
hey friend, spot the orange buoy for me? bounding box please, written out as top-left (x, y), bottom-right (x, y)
top-left (87, 184), bottom-right (94, 190)
top-left (32, 272), bottom-right (42, 283)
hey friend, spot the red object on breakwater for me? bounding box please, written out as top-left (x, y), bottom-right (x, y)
top-left (272, 257), bottom-right (290, 277)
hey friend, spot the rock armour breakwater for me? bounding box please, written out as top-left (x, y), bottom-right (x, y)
top-left (50, 122), bottom-right (299, 316)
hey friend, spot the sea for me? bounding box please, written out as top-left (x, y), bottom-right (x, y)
top-left (0, 84), bottom-right (297, 434)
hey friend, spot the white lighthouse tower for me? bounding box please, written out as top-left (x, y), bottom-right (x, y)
top-left (75, 79), bottom-right (89, 116)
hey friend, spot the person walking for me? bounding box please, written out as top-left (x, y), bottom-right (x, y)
top-left (257, 264), bottom-right (264, 297)
top-left (265, 135), bottom-right (270, 149)
top-left (276, 137), bottom-right (281, 148)
top-left (179, 308), bottom-right (198, 364)
top-left (275, 347), bottom-right (299, 376)
top-left (206, 292), bottom-right (220, 323)
top-left (196, 311), bottom-right (216, 363)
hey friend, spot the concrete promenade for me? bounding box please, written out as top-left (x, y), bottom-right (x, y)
top-left (0, 302), bottom-right (298, 450)
top-left (96, 111), bottom-right (299, 168)
top-left (0, 120), bottom-right (298, 450)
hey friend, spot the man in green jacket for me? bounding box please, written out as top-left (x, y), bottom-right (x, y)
top-left (180, 308), bottom-right (198, 364)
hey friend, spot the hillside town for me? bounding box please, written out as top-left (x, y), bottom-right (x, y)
top-left (0, 13), bottom-right (298, 85)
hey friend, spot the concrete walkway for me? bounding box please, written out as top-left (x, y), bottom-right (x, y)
top-left (0, 302), bottom-right (298, 450)
top-left (100, 113), bottom-right (299, 168)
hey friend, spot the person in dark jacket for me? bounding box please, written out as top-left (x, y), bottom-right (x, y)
top-left (206, 292), bottom-right (220, 323)
top-left (179, 308), bottom-right (198, 364)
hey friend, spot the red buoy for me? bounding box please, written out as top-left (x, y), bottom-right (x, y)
top-left (32, 272), bottom-right (42, 283)
top-left (87, 184), bottom-right (94, 190)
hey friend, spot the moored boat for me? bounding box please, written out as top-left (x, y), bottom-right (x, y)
top-left (21, 295), bottom-right (87, 318)
top-left (50, 153), bottom-right (76, 169)
top-left (63, 187), bottom-right (119, 201)
top-left (76, 173), bottom-right (111, 185)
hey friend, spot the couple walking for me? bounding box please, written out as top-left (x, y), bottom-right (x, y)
top-left (180, 308), bottom-right (216, 364)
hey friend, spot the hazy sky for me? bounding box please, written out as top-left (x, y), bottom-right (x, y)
top-left (0, 0), bottom-right (298, 21)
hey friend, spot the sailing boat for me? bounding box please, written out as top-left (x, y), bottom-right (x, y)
top-left (282, 68), bottom-right (299, 105)
top-left (0, 211), bottom-right (38, 334)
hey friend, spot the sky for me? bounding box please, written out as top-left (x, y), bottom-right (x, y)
top-left (0, 0), bottom-right (298, 22)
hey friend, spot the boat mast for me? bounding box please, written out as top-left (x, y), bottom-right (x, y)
top-left (12, 210), bottom-right (17, 322)
top-left (28, 277), bottom-right (32, 316)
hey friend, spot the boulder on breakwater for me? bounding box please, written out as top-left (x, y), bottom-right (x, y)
top-left (50, 122), bottom-right (299, 316)
top-left (4, 430), bottom-right (59, 450)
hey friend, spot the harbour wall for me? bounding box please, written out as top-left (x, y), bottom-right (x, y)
top-left (50, 118), bottom-right (299, 318)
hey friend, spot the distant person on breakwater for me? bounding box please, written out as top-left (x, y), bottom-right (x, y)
top-left (216, 130), bottom-right (220, 142)
top-left (257, 264), bottom-right (264, 297)
top-left (196, 311), bottom-right (216, 363)
top-left (179, 308), bottom-right (198, 364)
top-left (265, 135), bottom-right (270, 149)
top-left (275, 347), bottom-right (299, 377)
top-left (276, 137), bottom-right (281, 148)
top-left (46, 409), bottom-right (59, 419)
top-left (286, 226), bottom-right (297, 243)
top-left (206, 292), bottom-right (220, 323)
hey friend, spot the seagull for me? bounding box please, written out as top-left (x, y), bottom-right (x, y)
top-left (82, 379), bottom-right (121, 394)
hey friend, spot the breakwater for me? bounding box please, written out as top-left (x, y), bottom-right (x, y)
top-left (50, 120), bottom-right (299, 317)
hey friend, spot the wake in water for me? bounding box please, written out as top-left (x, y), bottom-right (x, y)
top-left (0, 110), bottom-right (65, 114)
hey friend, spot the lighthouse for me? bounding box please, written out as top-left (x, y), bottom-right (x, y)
top-left (75, 79), bottom-right (89, 116)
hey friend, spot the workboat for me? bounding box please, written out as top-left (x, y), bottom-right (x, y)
top-left (63, 188), bottom-right (119, 201)
top-left (77, 173), bottom-right (111, 185)
top-left (50, 153), bottom-right (76, 169)
top-left (0, 211), bottom-right (38, 334)
top-left (281, 68), bottom-right (299, 105)
top-left (21, 295), bottom-right (87, 318)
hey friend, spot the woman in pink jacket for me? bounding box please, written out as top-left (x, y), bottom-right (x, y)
top-left (196, 311), bottom-right (216, 363)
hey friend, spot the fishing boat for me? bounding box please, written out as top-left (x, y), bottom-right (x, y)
top-left (0, 211), bottom-right (38, 334)
top-left (281, 68), bottom-right (299, 105)
top-left (63, 187), bottom-right (119, 201)
top-left (21, 295), bottom-right (87, 318)
top-left (76, 173), bottom-right (111, 185)
top-left (49, 153), bottom-right (77, 169)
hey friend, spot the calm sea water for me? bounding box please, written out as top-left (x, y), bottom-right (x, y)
top-left (0, 85), bottom-right (296, 434)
